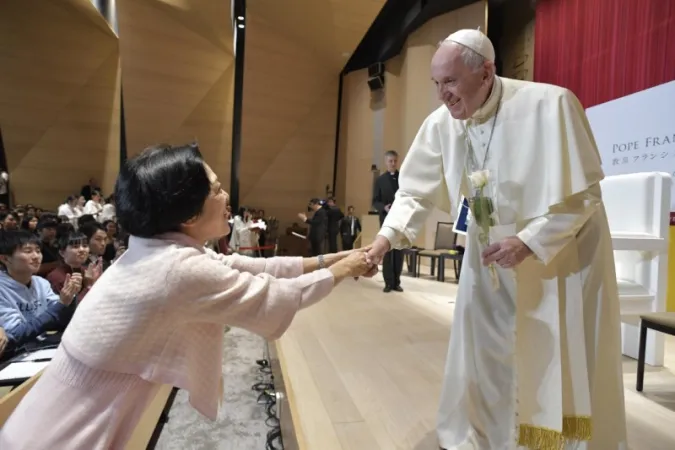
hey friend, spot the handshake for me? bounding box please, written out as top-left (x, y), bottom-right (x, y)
top-left (326, 236), bottom-right (391, 282)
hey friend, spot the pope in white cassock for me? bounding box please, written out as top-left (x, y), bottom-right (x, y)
top-left (365, 30), bottom-right (627, 450)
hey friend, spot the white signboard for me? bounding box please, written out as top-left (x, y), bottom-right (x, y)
top-left (586, 80), bottom-right (675, 210)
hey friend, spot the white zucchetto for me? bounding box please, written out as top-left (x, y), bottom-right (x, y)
top-left (444, 29), bottom-right (495, 62)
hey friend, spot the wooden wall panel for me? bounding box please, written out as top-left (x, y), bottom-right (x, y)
top-left (499, 0), bottom-right (535, 82)
top-left (0, 0), bottom-right (120, 208)
top-left (339, 70), bottom-right (374, 216)
top-left (116, 0), bottom-right (234, 186)
top-left (240, 0), bottom-right (385, 225)
top-left (239, 16), bottom-right (339, 224)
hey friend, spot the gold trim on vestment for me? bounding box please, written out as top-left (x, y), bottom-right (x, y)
top-left (518, 416), bottom-right (592, 449)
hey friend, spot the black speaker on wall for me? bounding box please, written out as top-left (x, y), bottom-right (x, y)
top-left (367, 62), bottom-right (385, 91)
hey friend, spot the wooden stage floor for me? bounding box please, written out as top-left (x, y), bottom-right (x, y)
top-left (274, 273), bottom-right (675, 450)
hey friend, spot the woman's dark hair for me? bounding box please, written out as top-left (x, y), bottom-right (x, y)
top-left (77, 214), bottom-right (97, 228)
top-left (20, 215), bottom-right (37, 231)
top-left (237, 206), bottom-right (249, 218)
top-left (56, 230), bottom-right (88, 251)
top-left (115, 143), bottom-right (211, 238)
top-left (80, 221), bottom-right (105, 240)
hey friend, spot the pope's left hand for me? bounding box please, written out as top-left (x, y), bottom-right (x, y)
top-left (481, 236), bottom-right (533, 269)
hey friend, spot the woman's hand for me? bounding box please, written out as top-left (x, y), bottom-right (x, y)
top-left (329, 251), bottom-right (371, 282)
top-left (60, 273), bottom-right (82, 305)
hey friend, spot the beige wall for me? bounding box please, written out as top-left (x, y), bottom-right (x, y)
top-left (0, 0), bottom-right (121, 207)
top-left (239, 15), bottom-right (338, 225)
top-left (337, 1), bottom-right (487, 248)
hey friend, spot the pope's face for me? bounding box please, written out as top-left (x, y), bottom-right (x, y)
top-left (431, 44), bottom-right (492, 120)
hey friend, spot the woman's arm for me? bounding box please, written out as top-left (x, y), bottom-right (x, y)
top-left (206, 249), bottom-right (355, 278)
top-left (175, 251), bottom-right (355, 340)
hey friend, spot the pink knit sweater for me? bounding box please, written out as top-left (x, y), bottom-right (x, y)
top-left (0, 233), bottom-right (334, 449)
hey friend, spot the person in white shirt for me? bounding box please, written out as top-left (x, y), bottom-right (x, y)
top-left (83, 191), bottom-right (103, 220)
top-left (0, 170), bottom-right (10, 207)
top-left (57, 196), bottom-right (80, 226)
top-left (99, 195), bottom-right (116, 222)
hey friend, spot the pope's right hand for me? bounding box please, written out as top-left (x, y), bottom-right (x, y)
top-left (366, 235), bottom-right (391, 265)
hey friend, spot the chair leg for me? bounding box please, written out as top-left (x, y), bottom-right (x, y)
top-left (636, 322), bottom-right (649, 392)
top-left (438, 258), bottom-right (445, 282)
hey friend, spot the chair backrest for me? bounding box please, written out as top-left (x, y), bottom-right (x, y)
top-left (600, 171), bottom-right (671, 318)
top-left (601, 172), bottom-right (671, 239)
top-left (434, 222), bottom-right (456, 250)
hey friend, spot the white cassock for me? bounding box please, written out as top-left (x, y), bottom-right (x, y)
top-left (378, 76), bottom-right (627, 450)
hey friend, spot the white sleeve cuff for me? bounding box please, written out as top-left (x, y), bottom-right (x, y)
top-left (516, 217), bottom-right (550, 264)
top-left (378, 226), bottom-right (411, 249)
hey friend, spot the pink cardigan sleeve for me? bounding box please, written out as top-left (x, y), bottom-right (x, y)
top-left (205, 249), bottom-right (304, 278)
top-left (175, 251), bottom-right (334, 340)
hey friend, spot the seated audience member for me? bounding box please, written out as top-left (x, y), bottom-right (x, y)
top-left (46, 231), bottom-right (102, 305)
top-left (77, 214), bottom-right (97, 229)
top-left (0, 143), bottom-right (373, 449)
top-left (75, 195), bottom-right (86, 216)
top-left (20, 215), bottom-right (38, 234)
top-left (12, 208), bottom-right (24, 223)
top-left (79, 222), bottom-right (111, 270)
top-left (101, 219), bottom-right (120, 262)
top-left (57, 195), bottom-right (80, 225)
top-left (36, 215), bottom-right (60, 276)
top-left (0, 211), bottom-right (18, 230)
top-left (83, 190), bottom-right (103, 219)
top-left (99, 194), bottom-right (116, 222)
top-left (0, 230), bottom-right (78, 357)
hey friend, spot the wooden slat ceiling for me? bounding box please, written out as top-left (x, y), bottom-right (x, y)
top-left (248, 0), bottom-right (386, 70)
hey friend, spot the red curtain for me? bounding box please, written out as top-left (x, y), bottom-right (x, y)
top-left (534, 0), bottom-right (675, 108)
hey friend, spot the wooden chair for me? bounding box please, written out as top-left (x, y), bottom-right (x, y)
top-left (416, 222), bottom-right (463, 282)
top-left (0, 371), bottom-right (43, 428)
top-left (636, 312), bottom-right (675, 392)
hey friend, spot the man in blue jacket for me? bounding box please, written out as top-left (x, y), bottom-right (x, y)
top-left (0, 230), bottom-right (80, 357)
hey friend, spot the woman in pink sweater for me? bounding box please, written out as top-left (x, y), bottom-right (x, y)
top-left (0, 144), bottom-right (373, 449)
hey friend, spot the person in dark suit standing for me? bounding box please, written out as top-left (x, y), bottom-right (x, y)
top-left (340, 205), bottom-right (361, 250)
top-left (325, 197), bottom-right (344, 253)
top-left (372, 150), bottom-right (403, 292)
top-left (298, 198), bottom-right (327, 256)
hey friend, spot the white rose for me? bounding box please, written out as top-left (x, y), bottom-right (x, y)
top-left (468, 170), bottom-right (490, 189)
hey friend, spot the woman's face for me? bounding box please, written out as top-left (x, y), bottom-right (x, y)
top-left (78, 196), bottom-right (85, 207)
top-left (182, 164), bottom-right (230, 242)
top-left (28, 217), bottom-right (38, 230)
top-left (61, 241), bottom-right (89, 268)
